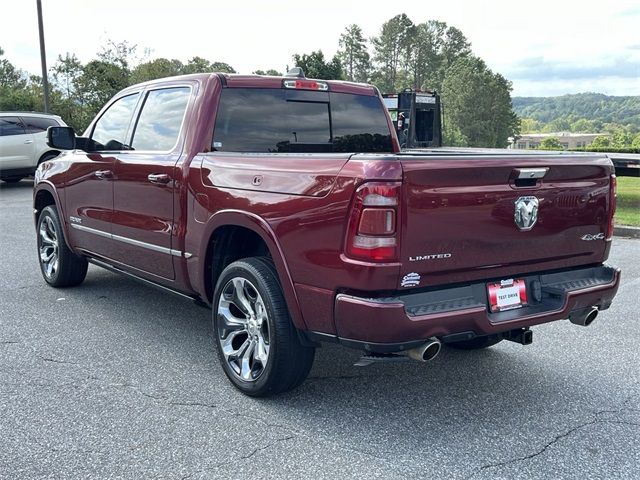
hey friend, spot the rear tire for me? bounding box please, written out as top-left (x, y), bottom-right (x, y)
top-left (1, 177), bottom-right (23, 183)
top-left (448, 335), bottom-right (503, 350)
top-left (213, 257), bottom-right (315, 397)
top-left (37, 205), bottom-right (88, 287)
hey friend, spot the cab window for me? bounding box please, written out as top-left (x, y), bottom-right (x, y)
top-left (91, 93), bottom-right (140, 151)
top-left (130, 87), bottom-right (190, 151)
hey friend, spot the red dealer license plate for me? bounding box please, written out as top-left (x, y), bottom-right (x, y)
top-left (488, 279), bottom-right (528, 313)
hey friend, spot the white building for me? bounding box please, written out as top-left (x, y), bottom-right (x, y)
top-left (509, 132), bottom-right (605, 150)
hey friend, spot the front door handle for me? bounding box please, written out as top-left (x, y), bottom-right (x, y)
top-left (95, 170), bottom-right (113, 180)
top-left (24, 140), bottom-right (34, 144)
top-left (148, 173), bottom-right (171, 184)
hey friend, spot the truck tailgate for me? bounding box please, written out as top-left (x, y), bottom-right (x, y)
top-left (398, 153), bottom-right (615, 289)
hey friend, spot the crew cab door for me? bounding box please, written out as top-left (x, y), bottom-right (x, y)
top-left (65, 93), bottom-right (141, 258)
top-left (110, 86), bottom-right (192, 280)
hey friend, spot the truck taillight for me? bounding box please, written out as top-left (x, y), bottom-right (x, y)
top-left (283, 79), bottom-right (329, 91)
top-left (606, 174), bottom-right (617, 240)
top-left (345, 182), bottom-right (401, 262)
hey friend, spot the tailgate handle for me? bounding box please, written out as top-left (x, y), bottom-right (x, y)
top-left (515, 168), bottom-right (548, 179)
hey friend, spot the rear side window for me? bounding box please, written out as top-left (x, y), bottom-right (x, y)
top-left (212, 88), bottom-right (392, 153)
top-left (330, 93), bottom-right (393, 152)
top-left (91, 93), bottom-right (140, 150)
top-left (0, 117), bottom-right (26, 136)
top-left (22, 116), bottom-right (60, 133)
top-left (131, 87), bottom-right (190, 151)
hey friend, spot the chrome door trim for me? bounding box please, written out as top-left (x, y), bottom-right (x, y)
top-left (70, 223), bottom-right (189, 257)
top-left (71, 223), bottom-right (111, 238)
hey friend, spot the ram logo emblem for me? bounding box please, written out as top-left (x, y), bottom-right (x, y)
top-left (514, 196), bottom-right (539, 231)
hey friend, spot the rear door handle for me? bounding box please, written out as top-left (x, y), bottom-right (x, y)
top-left (24, 140), bottom-right (34, 144)
top-left (147, 173), bottom-right (171, 184)
top-left (94, 170), bottom-right (113, 180)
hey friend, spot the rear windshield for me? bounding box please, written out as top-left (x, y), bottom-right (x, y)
top-left (212, 88), bottom-right (392, 153)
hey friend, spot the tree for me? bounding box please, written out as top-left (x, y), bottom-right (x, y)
top-left (441, 56), bottom-right (519, 148)
top-left (0, 47), bottom-right (41, 111)
top-left (520, 118), bottom-right (542, 133)
top-left (253, 69), bottom-right (283, 76)
top-left (590, 136), bottom-right (611, 148)
top-left (538, 137), bottom-right (563, 150)
top-left (98, 39), bottom-right (138, 72)
top-left (209, 62), bottom-right (236, 74)
top-left (75, 59), bottom-right (129, 128)
top-left (610, 130), bottom-right (634, 148)
top-left (371, 14), bottom-right (414, 92)
top-left (403, 21), bottom-right (440, 91)
top-left (130, 58), bottom-right (183, 84)
top-left (50, 53), bottom-right (84, 129)
top-left (291, 50), bottom-right (342, 80)
top-left (570, 118), bottom-right (597, 133)
top-left (337, 24), bottom-right (370, 83)
top-left (0, 47), bottom-right (25, 89)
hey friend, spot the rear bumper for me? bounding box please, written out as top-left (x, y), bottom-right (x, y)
top-left (318, 264), bottom-right (620, 353)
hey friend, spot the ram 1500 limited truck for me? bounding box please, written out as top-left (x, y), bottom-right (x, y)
top-left (35, 72), bottom-right (621, 396)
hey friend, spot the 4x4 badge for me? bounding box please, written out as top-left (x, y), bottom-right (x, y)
top-left (514, 196), bottom-right (539, 231)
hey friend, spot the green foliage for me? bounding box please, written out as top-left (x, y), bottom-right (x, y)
top-left (538, 136), bottom-right (563, 150)
top-left (574, 146), bottom-right (640, 154)
top-left (520, 118), bottom-right (542, 133)
top-left (513, 94), bottom-right (640, 131)
top-left (1, 42), bottom-right (238, 133)
top-left (2, 13), bottom-right (517, 149)
top-left (253, 69), bottom-right (282, 76)
top-left (337, 24), bottom-right (370, 83)
top-left (131, 58), bottom-right (183, 84)
top-left (370, 14), bottom-right (414, 92)
top-left (590, 136), bottom-right (611, 148)
top-left (291, 50), bottom-right (343, 80)
top-left (0, 47), bottom-right (42, 111)
top-left (442, 124), bottom-right (468, 146)
top-left (369, 16), bottom-right (471, 93)
top-left (441, 56), bottom-right (519, 148)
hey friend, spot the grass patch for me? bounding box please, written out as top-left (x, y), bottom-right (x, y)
top-left (616, 176), bottom-right (640, 226)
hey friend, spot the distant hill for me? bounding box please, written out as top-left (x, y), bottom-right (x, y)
top-left (512, 93), bottom-right (640, 129)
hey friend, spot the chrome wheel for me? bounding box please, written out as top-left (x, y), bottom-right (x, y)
top-left (39, 215), bottom-right (59, 279)
top-left (217, 277), bottom-right (270, 382)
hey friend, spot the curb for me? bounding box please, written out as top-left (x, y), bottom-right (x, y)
top-left (614, 225), bottom-right (640, 238)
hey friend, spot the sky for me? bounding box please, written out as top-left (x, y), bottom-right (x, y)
top-left (1, 0), bottom-right (639, 97)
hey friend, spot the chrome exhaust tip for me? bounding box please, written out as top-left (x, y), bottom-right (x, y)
top-left (569, 307), bottom-right (599, 327)
top-left (407, 338), bottom-right (441, 362)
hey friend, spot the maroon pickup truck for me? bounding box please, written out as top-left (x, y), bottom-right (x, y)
top-left (34, 71), bottom-right (620, 396)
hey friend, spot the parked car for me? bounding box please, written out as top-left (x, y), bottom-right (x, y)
top-left (0, 112), bottom-right (66, 183)
top-left (33, 71), bottom-right (620, 396)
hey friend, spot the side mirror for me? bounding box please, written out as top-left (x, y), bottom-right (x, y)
top-left (47, 126), bottom-right (76, 150)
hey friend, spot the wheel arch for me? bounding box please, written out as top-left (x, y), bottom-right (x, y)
top-left (37, 150), bottom-right (61, 165)
top-left (199, 210), bottom-right (307, 331)
top-left (33, 182), bottom-right (73, 252)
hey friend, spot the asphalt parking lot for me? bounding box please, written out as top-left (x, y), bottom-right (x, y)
top-left (1, 179), bottom-right (638, 479)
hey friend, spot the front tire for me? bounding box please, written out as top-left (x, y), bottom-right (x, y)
top-left (37, 206), bottom-right (88, 287)
top-left (213, 257), bottom-right (315, 397)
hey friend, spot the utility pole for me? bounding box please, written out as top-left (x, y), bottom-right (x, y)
top-left (36, 0), bottom-right (50, 113)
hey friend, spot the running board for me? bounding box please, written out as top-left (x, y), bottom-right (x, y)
top-left (86, 257), bottom-right (209, 308)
